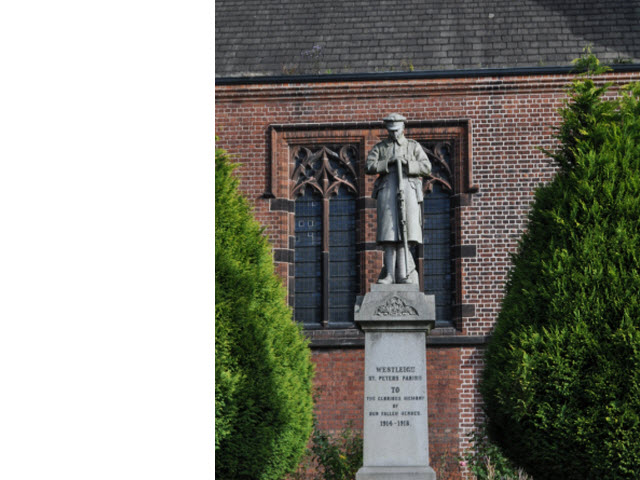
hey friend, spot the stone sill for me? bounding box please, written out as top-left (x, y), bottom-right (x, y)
top-left (305, 327), bottom-right (489, 349)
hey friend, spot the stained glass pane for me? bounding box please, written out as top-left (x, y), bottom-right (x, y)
top-left (329, 187), bottom-right (358, 326)
top-left (294, 190), bottom-right (323, 327)
top-left (423, 181), bottom-right (452, 324)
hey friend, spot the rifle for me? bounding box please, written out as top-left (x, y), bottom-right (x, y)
top-left (396, 154), bottom-right (410, 282)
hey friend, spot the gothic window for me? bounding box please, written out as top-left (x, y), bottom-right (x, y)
top-left (420, 141), bottom-right (454, 327)
top-left (292, 145), bottom-right (359, 328)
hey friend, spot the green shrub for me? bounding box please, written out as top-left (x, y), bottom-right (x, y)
top-left (215, 145), bottom-right (314, 480)
top-left (481, 53), bottom-right (640, 479)
top-left (291, 421), bottom-right (363, 480)
top-left (310, 423), bottom-right (363, 480)
top-left (462, 424), bottom-right (531, 480)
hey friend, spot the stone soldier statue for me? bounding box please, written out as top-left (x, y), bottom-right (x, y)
top-left (366, 114), bottom-right (432, 284)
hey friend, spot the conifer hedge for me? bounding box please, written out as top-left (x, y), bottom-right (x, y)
top-left (481, 55), bottom-right (640, 479)
top-left (215, 145), bottom-right (314, 480)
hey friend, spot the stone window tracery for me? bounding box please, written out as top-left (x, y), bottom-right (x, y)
top-left (292, 145), bottom-right (359, 328)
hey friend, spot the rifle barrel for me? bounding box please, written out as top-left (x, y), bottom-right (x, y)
top-left (396, 158), bottom-right (410, 281)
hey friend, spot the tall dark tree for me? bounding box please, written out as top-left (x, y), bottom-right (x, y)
top-left (215, 145), bottom-right (314, 480)
top-left (482, 54), bottom-right (640, 479)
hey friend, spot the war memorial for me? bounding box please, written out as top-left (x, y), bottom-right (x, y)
top-left (216, 2), bottom-right (640, 476)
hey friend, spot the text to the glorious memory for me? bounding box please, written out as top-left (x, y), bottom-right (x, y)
top-left (365, 364), bottom-right (425, 428)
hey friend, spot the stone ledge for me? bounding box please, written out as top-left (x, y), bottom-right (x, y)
top-left (356, 465), bottom-right (436, 480)
top-left (306, 328), bottom-right (490, 348)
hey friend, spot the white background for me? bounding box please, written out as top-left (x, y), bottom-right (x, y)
top-left (0, 0), bottom-right (214, 478)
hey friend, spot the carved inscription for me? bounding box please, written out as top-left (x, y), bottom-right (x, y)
top-left (366, 364), bottom-right (424, 428)
top-left (374, 296), bottom-right (418, 316)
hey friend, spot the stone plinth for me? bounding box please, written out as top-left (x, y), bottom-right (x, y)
top-left (355, 284), bottom-right (436, 480)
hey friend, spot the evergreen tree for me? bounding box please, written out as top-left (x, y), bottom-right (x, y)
top-left (482, 55), bottom-right (640, 479)
top-left (215, 145), bottom-right (314, 480)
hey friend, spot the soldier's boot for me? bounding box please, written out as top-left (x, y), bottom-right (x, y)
top-left (377, 245), bottom-right (396, 284)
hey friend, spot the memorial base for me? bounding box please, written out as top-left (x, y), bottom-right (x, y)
top-left (356, 465), bottom-right (436, 480)
top-left (355, 284), bottom-right (436, 480)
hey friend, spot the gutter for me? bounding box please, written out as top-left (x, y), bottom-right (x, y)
top-left (215, 63), bottom-right (640, 86)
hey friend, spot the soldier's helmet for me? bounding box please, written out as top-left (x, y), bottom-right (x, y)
top-left (383, 113), bottom-right (407, 131)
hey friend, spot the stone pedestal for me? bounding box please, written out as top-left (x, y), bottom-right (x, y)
top-left (355, 284), bottom-right (436, 480)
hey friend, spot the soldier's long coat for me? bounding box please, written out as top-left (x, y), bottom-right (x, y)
top-left (365, 136), bottom-right (432, 243)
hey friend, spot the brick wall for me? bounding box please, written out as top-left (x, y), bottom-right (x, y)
top-left (215, 71), bottom-right (640, 479)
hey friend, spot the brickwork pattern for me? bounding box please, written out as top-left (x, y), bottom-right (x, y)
top-left (216, 71), bottom-right (640, 478)
top-left (458, 347), bottom-right (486, 478)
top-left (312, 349), bottom-right (365, 432)
top-left (427, 346), bottom-right (464, 479)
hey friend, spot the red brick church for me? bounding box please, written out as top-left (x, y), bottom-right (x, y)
top-left (215, 1), bottom-right (640, 477)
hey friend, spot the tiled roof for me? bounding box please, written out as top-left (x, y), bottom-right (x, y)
top-left (215, 0), bottom-right (640, 78)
